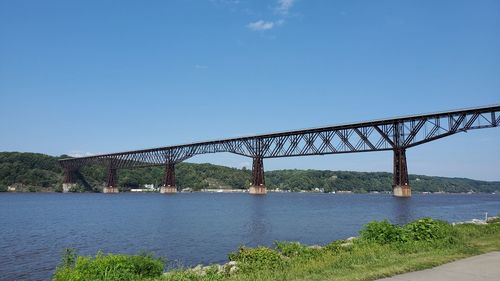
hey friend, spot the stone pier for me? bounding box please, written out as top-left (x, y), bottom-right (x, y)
top-left (249, 185), bottom-right (267, 195)
top-left (62, 183), bottom-right (77, 193)
top-left (393, 184), bottom-right (411, 197)
top-left (160, 186), bottom-right (177, 194)
top-left (103, 187), bottom-right (119, 193)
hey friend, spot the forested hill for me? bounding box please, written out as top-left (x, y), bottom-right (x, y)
top-left (0, 152), bottom-right (499, 193)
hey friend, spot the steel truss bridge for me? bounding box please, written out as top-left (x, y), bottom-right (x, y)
top-left (60, 104), bottom-right (500, 196)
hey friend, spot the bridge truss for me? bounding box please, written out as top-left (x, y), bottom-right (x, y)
top-left (60, 105), bottom-right (500, 196)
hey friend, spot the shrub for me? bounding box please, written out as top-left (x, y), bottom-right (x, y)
top-left (360, 218), bottom-right (459, 245)
top-left (52, 251), bottom-right (164, 281)
top-left (69, 184), bottom-right (85, 193)
top-left (228, 246), bottom-right (287, 272)
top-left (54, 185), bottom-right (63, 193)
top-left (163, 266), bottom-right (225, 281)
top-left (324, 240), bottom-right (345, 253)
top-left (403, 218), bottom-right (453, 242)
top-left (0, 184), bottom-right (7, 192)
top-left (274, 241), bottom-right (321, 258)
top-left (203, 265), bottom-right (226, 280)
top-left (359, 220), bottom-right (406, 244)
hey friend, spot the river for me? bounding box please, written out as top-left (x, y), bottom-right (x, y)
top-left (0, 192), bottom-right (499, 280)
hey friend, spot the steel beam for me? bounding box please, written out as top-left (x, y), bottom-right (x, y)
top-left (63, 168), bottom-right (76, 184)
top-left (104, 166), bottom-right (119, 193)
top-left (161, 162), bottom-right (177, 194)
top-left (60, 105), bottom-right (500, 169)
top-left (250, 156), bottom-right (266, 195)
top-left (393, 148), bottom-right (410, 197)
top-left (62, 168), bottom-right (77, 193)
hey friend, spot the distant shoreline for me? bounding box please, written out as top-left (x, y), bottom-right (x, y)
top-left (2, 152), bottom-right (499, 194)
top-left (1, 188), bottom-right (497, 195)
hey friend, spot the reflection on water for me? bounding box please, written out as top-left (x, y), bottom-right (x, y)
top-left (0, 193), bottom-right (499, 280)
top-left (247, 195), bottom-right (269, 246)
top-left (391, 197), bottom-right (414, 225)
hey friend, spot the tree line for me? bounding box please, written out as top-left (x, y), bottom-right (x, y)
top-left (0, 152), bottom-right (499, 193)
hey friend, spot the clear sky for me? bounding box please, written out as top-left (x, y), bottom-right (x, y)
top-left (1, 0), bottom-right (499, 180)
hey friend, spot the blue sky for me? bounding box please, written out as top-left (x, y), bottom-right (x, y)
top-left (1, 0), bottom-right (499, 180)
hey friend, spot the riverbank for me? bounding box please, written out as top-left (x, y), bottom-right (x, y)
top-left (53, 217), bottom-right (500, 281)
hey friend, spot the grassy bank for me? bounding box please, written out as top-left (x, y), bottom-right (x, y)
top-left (53, 217), bottom-right (500, 281)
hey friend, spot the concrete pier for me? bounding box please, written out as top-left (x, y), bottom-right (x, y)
top-left (103, 187), bottom-right (119, 193)
top-left (160, 186), bottom-right (177, 194)
top-left (62, 183), bottom-right (76, 193)
top-left (249, 185), bottom-right (267, 195)
top-left (393, 184), bottom-right (411, 197)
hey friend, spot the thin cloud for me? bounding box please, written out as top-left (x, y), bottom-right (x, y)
top-left (247, 20), bottom-right (275, 31)
top-left (276, 0), bottom-right (295, 15)
top-left (275, 19), bottom-right (285, 26)
top-left (195, 64), bottom-right (209, 69)
top-left (246, 1), bottom-right (294, 32)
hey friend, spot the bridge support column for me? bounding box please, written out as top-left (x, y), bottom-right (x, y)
top-left (62, 169), bottom-right (77, 193)
top-left (104, 166), bottom-right (119, 193)
top-left (161, 162), bottom-right (177, 194)
top-left (250, 156), bottom-right (266, 195)
top-left (393, 148), bottom-right (411, 197)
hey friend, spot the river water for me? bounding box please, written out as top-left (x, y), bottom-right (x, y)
top-left (0, 192), bottom-right (499, 280)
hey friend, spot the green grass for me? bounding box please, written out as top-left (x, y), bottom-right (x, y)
top-left (53, 218), bottom-right (500, 281)
top-left (52, 251), bottom-right (164, 281)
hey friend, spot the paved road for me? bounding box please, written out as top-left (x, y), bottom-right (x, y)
top-left (378, 252), bottom-right (500, 281)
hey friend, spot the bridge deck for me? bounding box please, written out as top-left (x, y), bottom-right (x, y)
top-left (60, 104), bottom-right (499, 164)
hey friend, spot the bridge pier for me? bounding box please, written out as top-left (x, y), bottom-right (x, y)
top-left (62, 169), bottom-right (77, 193)
top-left (250, 156), bottom-right (266, 195)
top-left (161, 162), bottom-right (177, 194)
top-left (393, 148), bottom-right (411, 197)
top-left (104, 166), bottom-right (119, 193)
